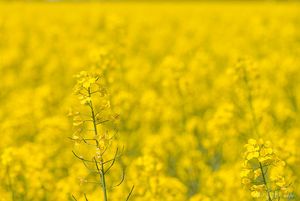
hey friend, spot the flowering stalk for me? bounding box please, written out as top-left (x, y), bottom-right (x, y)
top-left (88, 87), bottom-right (108, 201)
top-left (70, 71), bottom-right (129, 201)
top-left (235, 60), bottom-right (293, 200)
top-left (241, 139), bottom-right (293, 200)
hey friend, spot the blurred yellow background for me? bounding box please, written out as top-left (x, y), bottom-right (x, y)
top-left (0, 2), bottom-right (299, 201)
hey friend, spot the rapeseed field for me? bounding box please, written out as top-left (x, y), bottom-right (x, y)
top-left (0, 2), bottom-right (299, 201)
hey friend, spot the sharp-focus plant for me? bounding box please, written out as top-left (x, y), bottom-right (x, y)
top-left (235, 60), bottom-right (294, 200)
top-left (69, 71), bottom-right (133, 201)
top-left (241, 139), bottom-right (293, 200)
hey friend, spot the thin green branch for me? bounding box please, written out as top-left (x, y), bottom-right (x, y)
top-left (125, 186), bottom-right (135, 201)
top-left (259, 162), bottom-right (272, 201)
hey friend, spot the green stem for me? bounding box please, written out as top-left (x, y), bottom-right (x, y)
top-left (88, 88), bottom-right (99, 137)
top-left (259, 162), bottom-right (272, 201)
top-left (88, 88), bottom-right (108, 201)
top-left (100, 158), bottom-right (108, 201)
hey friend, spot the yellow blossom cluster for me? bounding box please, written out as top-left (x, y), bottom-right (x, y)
top-left (241, 139), bottom-right (294, 200)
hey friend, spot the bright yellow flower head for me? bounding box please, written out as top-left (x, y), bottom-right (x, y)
top-left (241, 139), bottom-right (293, 200)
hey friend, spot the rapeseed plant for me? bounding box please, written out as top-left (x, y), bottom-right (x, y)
top-left (70, 71), bottom-right (133, 201)
top-left (241, 139), bottom-right (293, 200)
top-left (235, 60), bottom-right (294, 200)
